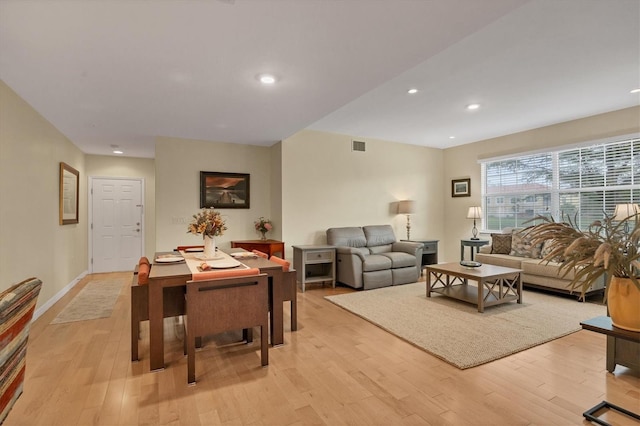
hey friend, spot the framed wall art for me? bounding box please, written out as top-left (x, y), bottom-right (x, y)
top-left (451, 178), bottom-right (471, 197)
top-left (200, 171), bottom-right (250, 209)
top-left (59, 162), bottom-right (79, 224)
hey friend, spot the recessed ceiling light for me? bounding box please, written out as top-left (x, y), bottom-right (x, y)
top-left (258, 74), bottom-right (276, 84)
top-left (113, 150), bottom-right (124, 154)
top-left (466, 103), bottom-right (480, 110)
top-left (407, 88), bottom-right (418, 94)
top-left (630, 88), bottom-right (640, 94)
top-left (449, 136), bottom-right (456, 139)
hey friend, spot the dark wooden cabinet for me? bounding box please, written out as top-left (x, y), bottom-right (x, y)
top-left (581, 316), bottom-right (640, 372)
top-left (230, 239), bottom-right (285, 259)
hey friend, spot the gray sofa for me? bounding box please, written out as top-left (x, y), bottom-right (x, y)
top-left (326, 225), bottom-right (423, 290)
top-left (476, 229), bottom-right (605, 299)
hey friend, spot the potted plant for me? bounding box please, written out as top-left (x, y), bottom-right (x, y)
top-left (525, 208), bottom-right (640, 331)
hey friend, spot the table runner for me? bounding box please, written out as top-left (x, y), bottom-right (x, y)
top-left (180, 250), bottom-right (251, 278)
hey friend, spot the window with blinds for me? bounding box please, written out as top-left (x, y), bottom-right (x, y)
top-left (481, 138), bottom-right (639, 232)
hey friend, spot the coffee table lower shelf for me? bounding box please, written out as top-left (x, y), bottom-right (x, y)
top-left (430, 284), bottom-right (520, 309)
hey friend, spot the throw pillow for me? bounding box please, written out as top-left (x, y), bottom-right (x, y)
top-left (490, 233), bottom-right (512, 254)
top-left (541, 239), bottom-right (563, 262)
top-left (509, 230), bottom-right (542, 258)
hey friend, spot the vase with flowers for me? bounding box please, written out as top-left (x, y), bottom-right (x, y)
top-left (254, 217), bottom-right (273, 240)
top-left (187, 208), bottom-right (227, 258)
top-left (526, 206), bottom-right (640, 331)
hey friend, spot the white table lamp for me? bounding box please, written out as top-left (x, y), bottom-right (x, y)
top-left (613, 203), bottom-right (639, 234)
top-left (466, 206), bottom-right (482, 240)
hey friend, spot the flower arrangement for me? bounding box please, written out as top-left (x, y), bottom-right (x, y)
top-left (187, 208), bottom-right (227, 238)
top-left (254, 217), bottom-right (273, 237)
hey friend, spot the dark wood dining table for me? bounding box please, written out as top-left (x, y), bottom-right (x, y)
top-left (148, 249), bottom-right (286, 371)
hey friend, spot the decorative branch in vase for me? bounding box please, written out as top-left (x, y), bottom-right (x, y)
top-left (254, 217), bottom-right (273, 240)
top-left (526, 208), bottom-right (640, 331)
top-left (187, 208), bottom-right (227, 258)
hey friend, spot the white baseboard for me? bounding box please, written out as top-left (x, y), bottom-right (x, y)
top-left (32, 270), bottom-right (88, 321)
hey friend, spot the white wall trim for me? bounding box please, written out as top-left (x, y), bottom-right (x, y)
top-left (32, 270), bottom-right (88, 321)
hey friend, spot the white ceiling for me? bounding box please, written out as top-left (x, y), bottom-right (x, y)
top-left (1, 0), bottom-right (638, 159)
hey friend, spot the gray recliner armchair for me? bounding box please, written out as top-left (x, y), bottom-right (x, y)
top-left (326, 225), bottom-right (423, 290)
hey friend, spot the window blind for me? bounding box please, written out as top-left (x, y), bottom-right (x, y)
top-left (481, 138), bottom-right (639, 232)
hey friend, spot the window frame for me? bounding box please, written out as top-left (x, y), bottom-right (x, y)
top-left (480, 137), bottom-right (639, 233)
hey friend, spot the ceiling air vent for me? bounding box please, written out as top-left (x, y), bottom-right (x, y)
top-left (352, 140), bottom-right (366, 152)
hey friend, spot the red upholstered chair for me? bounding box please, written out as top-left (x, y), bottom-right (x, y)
top-left (267, 256), bottom-right (297, 332)
top-left (0, 277), bottom-right (42, 423)
top-left (185, 269), bottom-right (268, 384)
top-left (131, 257), bottom-right (185, 361)
top-left (252, 250), bottom-right (269, 259)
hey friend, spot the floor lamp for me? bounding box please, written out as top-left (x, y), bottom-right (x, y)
top-left (398, 200), bottom-right (415, 240)
top-left (467, 206), bottom-right (482, 240)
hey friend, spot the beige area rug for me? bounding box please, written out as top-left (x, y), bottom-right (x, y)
top-left (51, 279), bottom-right (124, 324)
top-left (325, 283), bottom-right (606, 369)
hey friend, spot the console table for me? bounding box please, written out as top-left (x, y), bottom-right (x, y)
top-left (230, 239), bottom-right (285, 259)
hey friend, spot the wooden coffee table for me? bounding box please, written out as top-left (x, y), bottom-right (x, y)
top-left (426, 262), bottom-right (522, 312)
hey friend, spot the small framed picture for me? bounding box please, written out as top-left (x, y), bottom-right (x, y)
top-left (451, 178), bottom-right (471, 197)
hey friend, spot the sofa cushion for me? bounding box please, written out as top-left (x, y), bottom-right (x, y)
top-left (363, 270), bottom-right (393, 290)
top-left (327, 227), bottom-right (367, 248)
top-left (380, 252), bottom-right (416, 268)
top-left (475, 253), bottom-right (523, 269)
top-left (392, 267), bottom-right (418, 285)
top-left (509, 230), bottom-right (542, 258)
top-left (490, 233), bottom-right (512, 254)
top-left (520, 258), bottom-right (577, 280)
top-left (541, 239), bottom-right (563, 262)
top-left (363, 225), bottom-right (397, 247)
top-left (369, 244), bottom-right (392, 254)
top-left (362, 254), bottom-right (392, 272)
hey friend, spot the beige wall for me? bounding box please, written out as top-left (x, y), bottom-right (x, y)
top-left (270, 141), bottom-right (283, 241)
top-left (85, 155), bottom-right (157, 259)
top-left (4, 73), bottom-right (637, 316)
top-left (281, 129), bottom-right (445, 257)
top-left (154, 137), bottom-right (274, 251)
top-left (442, 106), bottom-right (640, 263)
top-left (0, 80), bottom-right (87, 312)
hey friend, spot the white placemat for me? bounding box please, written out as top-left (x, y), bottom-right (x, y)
top-left (181, 250), bottom-right (247, 275)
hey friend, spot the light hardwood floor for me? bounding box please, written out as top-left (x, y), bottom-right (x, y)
top-left (5, 272), bottom-right (639, 425)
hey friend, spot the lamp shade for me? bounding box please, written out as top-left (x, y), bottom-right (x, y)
top-left (398, 200), bottom-right (415, 214)
top-left (613, 203), bottom-right (639, 221)
top-left (466, 206), bottom-right (482, 219)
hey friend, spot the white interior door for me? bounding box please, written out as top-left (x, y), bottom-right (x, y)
top-left (91, 178), bottom-right (143, 272)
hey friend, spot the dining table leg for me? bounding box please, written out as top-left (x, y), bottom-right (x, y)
top-left (270, 269), bottom-right (285, 346)
top-left (149, 278), bottom-right (165, 371)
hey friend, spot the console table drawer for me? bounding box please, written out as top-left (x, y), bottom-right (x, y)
top-left (304, 250), bottom-right (334, 262)
top-left (422, 242), bottom-right (438, 253)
